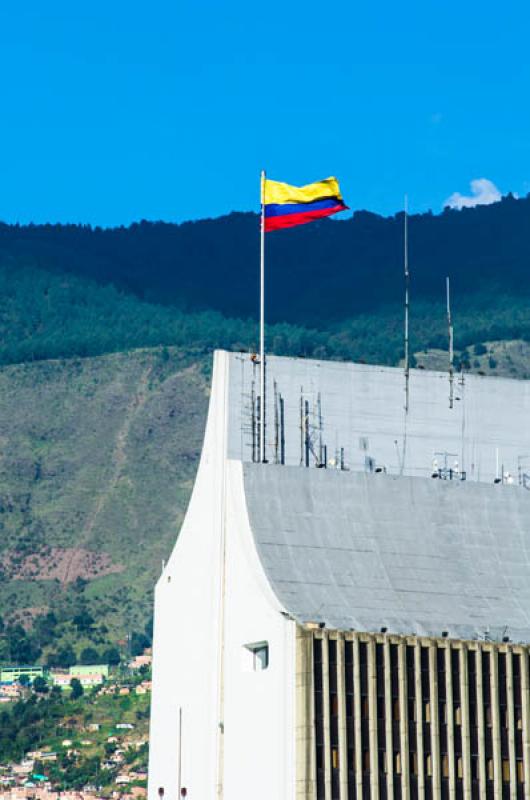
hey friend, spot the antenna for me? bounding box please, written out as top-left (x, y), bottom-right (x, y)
top-left (317, 392), bottom-right (323, 466)
top-left (250, 380), bottom-right (257, 462)
top-left (447, 276), bottom-right (454, 409)
top-left (273, 381), bottom-right (279, 464)
top-left (304, 400), bottom-right (310, 467)
top-left (299, 388), bottom-right (304, 466)
top-left (404, 195), bottom-right (410, 413)
top-left (256, 395), bottom-right (261, 462)
top-left (279, 394), bottom-right (285, 465)
top-left (459, 367), bottom-right (466, 475)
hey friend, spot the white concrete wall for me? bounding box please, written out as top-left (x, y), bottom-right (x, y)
top-left (223, 460), bottom-right (296, 800)
top-left (148, 353), bottom-right (297, 800)
top-left (148, 351), bottom-right (229, 800)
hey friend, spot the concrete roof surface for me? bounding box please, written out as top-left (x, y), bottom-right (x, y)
top-left (244, 464), bottom-right (530, 643)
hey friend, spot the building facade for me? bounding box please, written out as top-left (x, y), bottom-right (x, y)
top-left (148, 351), bottom-right (530, 800)
top-left (0, 666), bottom-right (44, 684)
top-left (298, 628), bottom-right (530, 800)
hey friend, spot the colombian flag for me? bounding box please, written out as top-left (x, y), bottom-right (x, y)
top-left (263, 176), bottom-right (348, 232)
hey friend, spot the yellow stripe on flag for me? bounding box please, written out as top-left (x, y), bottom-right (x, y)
top-left (264, 176), bottom-right (343, 206)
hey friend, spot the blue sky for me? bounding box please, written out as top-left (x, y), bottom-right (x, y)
top-left (1, 1), bottom-right (529, 225)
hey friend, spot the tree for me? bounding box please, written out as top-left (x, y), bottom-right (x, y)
top-left (130, 632), bottom-right (149, 657)
top-left (73, 610), bottom-right (95, 633)
top-left (70, 678), bottom-right (83, 699)
top-left (18, 674), bottom-right (30, 687)
top-left (80, 647), bottom-right (100, 665)
top-left (6, 624), bottom-right (41, 663)
top-left (102, 647), bottom-right (120, 666)
top-left (104, 741), bottom-right (117, 756)
top-left (54, 646), bottom-right (76, 669)
top-left (33, 676), bottom-right (48, 694)
top-left (33, 612), bottom-right (57, 648)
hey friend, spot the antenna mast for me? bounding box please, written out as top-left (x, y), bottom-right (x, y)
top-left (447, 276), bottom-right (454, 409)
top-left (404, 195), bottom-right (410, 413)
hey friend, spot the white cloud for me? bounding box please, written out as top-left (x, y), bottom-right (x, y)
top-left (444, 178), bottom-right (502, 210)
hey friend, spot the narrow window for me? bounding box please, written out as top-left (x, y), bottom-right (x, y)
top-left (244, 641), bottom-right (269, 671)
top-left (425, 701), bottom-right (431, 723)
top-left (502, 760), bottom-right (510, 783)
top-left (442, 755), bottom-right (449, 778)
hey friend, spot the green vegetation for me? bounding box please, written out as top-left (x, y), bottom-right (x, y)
top-left (1, 193), bottom-right (529, 328)
top-left (2, 261), bottom-right (530, 370)
top-left (0, 344), bottom-right (206, 656)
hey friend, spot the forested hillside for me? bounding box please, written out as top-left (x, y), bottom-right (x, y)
top-left (2, 195), bottom-right (530, 658)
top-left (1, 192), bottom-right (528, 326)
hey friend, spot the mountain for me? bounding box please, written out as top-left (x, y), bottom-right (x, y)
top-left (2, 195), bottom-right (530, 659)
top-left (1, 192), bottom-right (528, 327)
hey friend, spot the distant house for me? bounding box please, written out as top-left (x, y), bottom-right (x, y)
top-left (52, 670), bottom-right (105, 689)
top-left (0, 666), bottom-right (44, 684)
top-left (116, 723), bottom-right (134, 730)
top-left (0, 683), bottom-right (22, 698)
top-left (50, 672), bottom-right (72, 689)
top-left (70, 664), bottom-right (109, 678)
top-left (12, 762), bottom-right (33, 775)
top-left (76, 672), bottom-right (105, 688)
top-left (128, 654), bottom-right (152, 671)
top-left (39, 753), bottom-right (57, 763)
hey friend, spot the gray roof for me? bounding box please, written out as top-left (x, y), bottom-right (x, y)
top-left (221, 351), bottom-right (530, 643)
top-left (244, 463), bottom-right (530, 643)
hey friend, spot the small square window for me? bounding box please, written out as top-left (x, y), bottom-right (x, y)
top-left (244, 641), bottom-right (269, 671)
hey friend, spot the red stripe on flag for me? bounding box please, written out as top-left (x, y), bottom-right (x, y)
top-left (264, 203), bottom-right (347, 232)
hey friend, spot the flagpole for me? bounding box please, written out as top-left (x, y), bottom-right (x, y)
top-left (260, 169), bottom-right (266, 463)
top-left (404, 193), bottom-right (410, 414)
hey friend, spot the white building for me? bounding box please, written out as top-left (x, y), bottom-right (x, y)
top-left (149, 351), bottom-right (530, 800)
